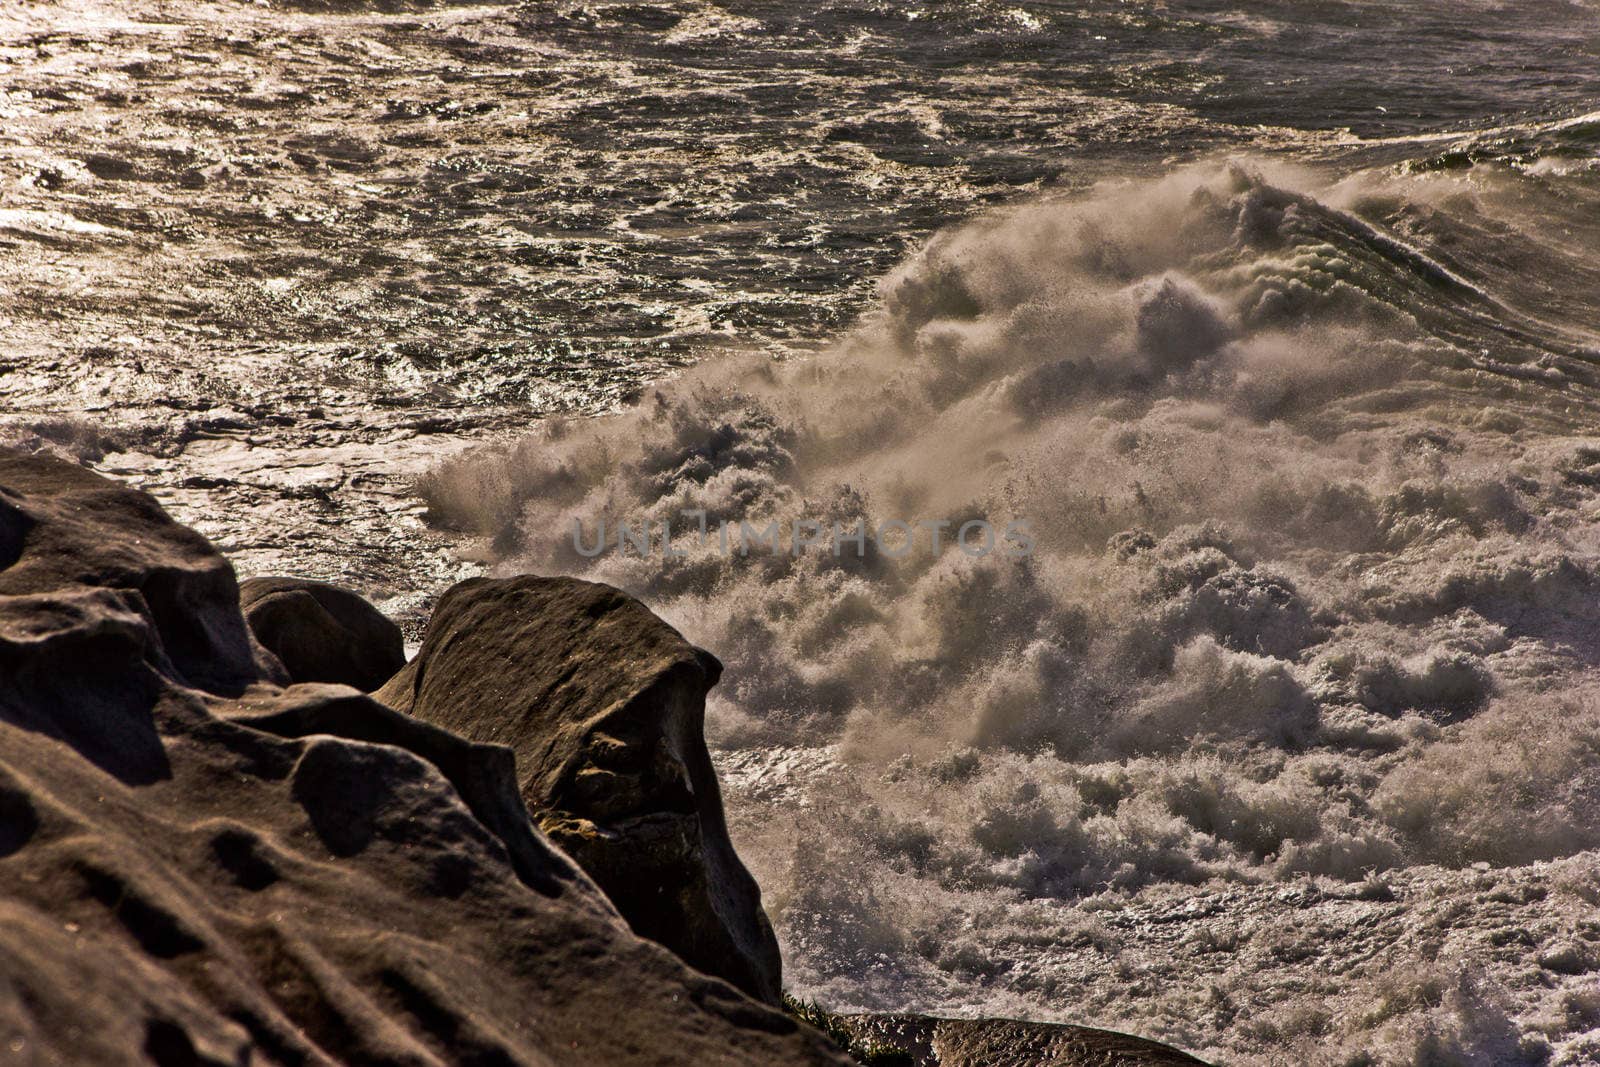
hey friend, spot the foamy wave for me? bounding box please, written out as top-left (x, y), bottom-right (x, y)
top-left (421, 159), bottom-right (1600, 1062)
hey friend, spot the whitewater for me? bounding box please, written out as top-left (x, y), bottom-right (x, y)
top-left (6, 1), bottom-right (1600, 1063)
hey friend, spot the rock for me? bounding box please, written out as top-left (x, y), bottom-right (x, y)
top-left (828, 1011), bottom-right (1212, 1067)
top-left (376, 575), bottom-right (785, 1006)
top-left (239, 576), bottom-right (405, 690)
top-left (0, 451), bottom-right (285, 693)
top-left (0, 451), bottom-right (850, 1067)
top-left (1538, 941), bottom-right (1595, 975)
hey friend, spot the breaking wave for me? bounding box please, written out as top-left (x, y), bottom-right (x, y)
top-left (421, 158), bottom-right (1600, 1064)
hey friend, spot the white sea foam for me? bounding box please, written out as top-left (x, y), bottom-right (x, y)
top-left (421, 159), bottom-right (1600, 1063)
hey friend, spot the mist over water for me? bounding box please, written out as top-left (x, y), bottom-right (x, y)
top-left (423, 153), bottom-right (1600, 1062)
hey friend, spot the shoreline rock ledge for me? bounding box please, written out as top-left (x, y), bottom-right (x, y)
top-left (0, 450), bottom-right (849, 1066)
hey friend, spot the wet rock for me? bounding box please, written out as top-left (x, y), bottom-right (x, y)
top-left (830, 1012), bottom-right (1211, 1067)
top-left (0, 451), bottom-right (849, 1067)
top-left (1539, 941), bottom-right (1595, 975)
top-left (376, 574), bottom-right (785, 1005)
top-left (239, 576), bottom-right (405, 691)
top-left (81, 152), bottom-right (138, 180)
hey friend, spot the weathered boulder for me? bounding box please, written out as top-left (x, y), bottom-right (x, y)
top-left (0, 451), bottom-right (851, 1067)
top-left (0, 451), bottom-right (284, 692)
top-left (375, 575), bottom-right (785, 1006)
top-left (239, 576), bottom-right (406, 691)
top-left (829, 1011), bottom-right (1212, 1066)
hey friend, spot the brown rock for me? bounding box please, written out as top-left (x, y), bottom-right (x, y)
top-left (0, 451), bottom-right (284, 692)
top-left (376, 575), bottom-right (785, 1006)
top-left (0, 451), bottom-right (850, 1067)
top-left (832, 1012), bottom-right (1212, 1066)
top-left (239, 576), bottom-right (406, 691)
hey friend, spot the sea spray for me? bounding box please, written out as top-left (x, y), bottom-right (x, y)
top-left (418, 159), bottom-right (1600, 1064)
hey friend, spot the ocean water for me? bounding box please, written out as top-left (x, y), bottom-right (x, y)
top-left (415, 3), bottom-right (1600, 1064)
top-left (9, 0), bottom-right (1600, 1063)
top-left (425, 0), bottom-right (1600, 373)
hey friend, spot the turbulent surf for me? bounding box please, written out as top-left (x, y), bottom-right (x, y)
top-left (7, 1), bottom-right (1600, 1063)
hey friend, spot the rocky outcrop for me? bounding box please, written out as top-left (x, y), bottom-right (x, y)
top-left (375, 575), bottom-right (785, 1006)
top-left (240, 576), bottom-right (406, 691)
top-left (0, 451), bottom-right (849, 1067)
top-left (828, 1012), bottom-right (1211, 1067)
top-left (0, 452), bottom-right (286, 693)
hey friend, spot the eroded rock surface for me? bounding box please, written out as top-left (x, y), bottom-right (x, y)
top-left (0, 451), bottom-right (848, 1067)
top-left (0, 451), bottom-right (286, 693)
top-left (376, 575), bottom-right (785, 1005)
top-left (240, 576), bottom-right (406, 690)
